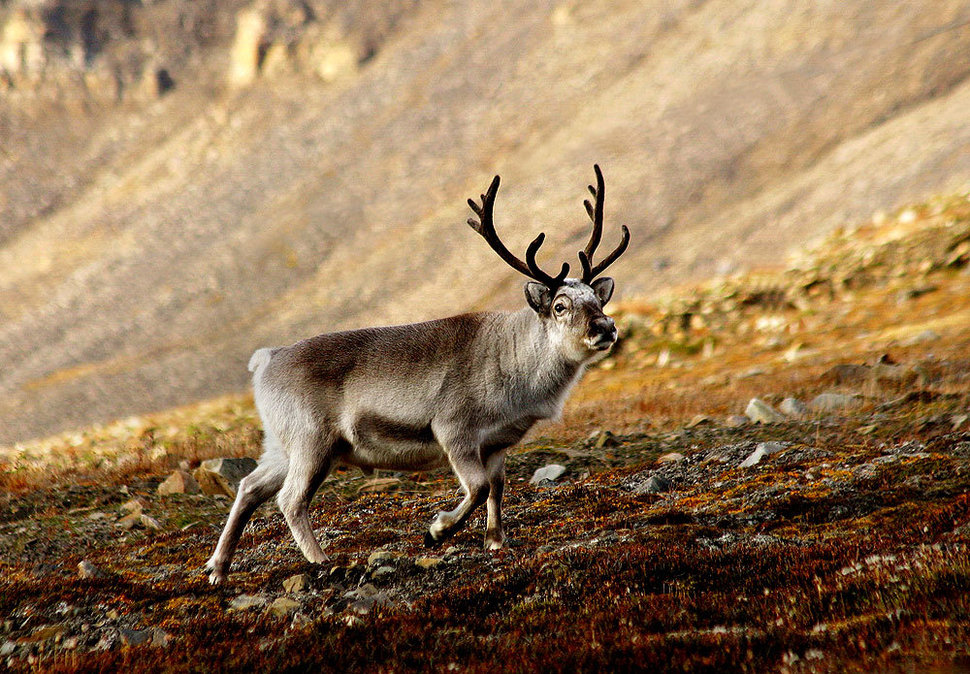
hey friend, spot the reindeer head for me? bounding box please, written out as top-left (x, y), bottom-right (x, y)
top-left (467, 165), bottom-right (630, 361)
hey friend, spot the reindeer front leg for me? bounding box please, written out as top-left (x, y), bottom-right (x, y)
top-left (425, 433), bottom-right (490, 547)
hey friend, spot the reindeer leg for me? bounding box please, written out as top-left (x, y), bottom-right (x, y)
top-left (206, 433), bottom-right (287, 585)
top-left (425, 434), bottom-right (489, 547)
top-left (276, 436), bottom-right (334, 564)
top-left (483, 449), bottom-right (507, 550)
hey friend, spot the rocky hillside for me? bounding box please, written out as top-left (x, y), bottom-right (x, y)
top-left (2, 195), bottom-right (970, 671)
top-left (4, 0), bottom-right (970, 445)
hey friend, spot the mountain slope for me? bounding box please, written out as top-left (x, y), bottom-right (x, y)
top-left (3, 0), bottom-right (970, 444)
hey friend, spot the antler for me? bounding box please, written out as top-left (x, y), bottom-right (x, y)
top-left (467, 175), bottom-right (570, 288)
top-left (578, 164), bottom-right (630, 284)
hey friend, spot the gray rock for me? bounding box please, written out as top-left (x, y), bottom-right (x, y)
top-left (119, 628), bottom-right (152, 647)
top-left (530, 464), bottom-right (567, 485)
top-left (343, 583), bottom-right (390, 614)
top-left (657, 452), bottom-right (685, 464)
top-left (809, 393), bottom-right (863, 413)
top-left (632, 475), bottom-right (670, 494)
top-left (78, 560), bottom-right (104, 579)
top-left (779, 397), bottom-right (807, 417)
top-left (366, 550), bottom-right (399, 567)
top-left (740, 443), bottom-right (787, 468)
top-left (229, 594), bottom-right (267, 611)
top-left (745, 398), bottom-right (786, 424)
top-left (0, 641), bottom-right (16, 656)
top-left (724, 415), bottom-right (750, 428)
top-left (193, 457), bottom-right (258, 497)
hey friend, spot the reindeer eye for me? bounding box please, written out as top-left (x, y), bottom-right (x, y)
top-left (554, 302), bottom-right (567, 314)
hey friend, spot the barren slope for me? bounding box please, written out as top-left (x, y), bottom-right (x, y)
top-left (3, 0), bottom-right (970, 443)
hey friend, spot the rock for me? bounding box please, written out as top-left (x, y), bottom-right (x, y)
top-left (745, 398), bottom-right (787, 423)
top-left (193, 457), bottom-right (257, 497)
top-left (739, 442), bottom-right (788, 468)
top-left (116, 512), bottom-right (142, 530)
top-left (415, 557), bottom-right (442, 570)
top-left (367, 550), bottom-right (399, 567)
top-left (229, 594), bottom-right (267, 612)
top-left (282, 574), bottom-right (308, 594)
top-left (809, 393), bottom-right (863, 413)
top-left (371, 566), bottom-right (396, 579)
top-left (78, 560), bottom-right (104, 579)
top-left (632, 475), bottom-right (670, 494)
top-left (900, 329), bottom-right (941, 346)
top-left (157, 470), bottom-right (200, 496)
top-left (121, 497), bottom-right (148, 513)
top-left (686, 415), bottom-right (710, 428)
top-left (657, 452), bottom-right (685, 464)
top-left (724, 415), bottom-right (749, 428)
top-left (530, 464), bottom-right (567, 485)
top-left (140, 514), bottom-right (162, 530)
top-left (267, 597), bottom-right (301, 618)
top-left (779, 398), bottom-right (807, 417)
top-left (1, 640), bottom-right (16, 656)
top-left (119, 628), bottom-right (152, 647)
top-left (344, 584), bottom-right (390, 614)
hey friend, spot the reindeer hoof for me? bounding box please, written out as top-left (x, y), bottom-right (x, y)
top-left (424, 531), bottom-right (443, 548)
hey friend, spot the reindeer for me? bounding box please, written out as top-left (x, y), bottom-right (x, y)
top-left (205, 165), bottom-right (630, 584)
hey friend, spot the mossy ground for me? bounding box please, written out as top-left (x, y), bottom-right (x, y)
top-left (3, 200), bottom-right (970, 672)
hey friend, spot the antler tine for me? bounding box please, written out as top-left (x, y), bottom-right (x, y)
top-left (578, 165), bottom-right (630, 283)
top-left (582, 164), bottom-right (605, 261)
top-left (587, 225), bottom-right (630, 280)
top-left (467, 175), bottom-right (569, 288)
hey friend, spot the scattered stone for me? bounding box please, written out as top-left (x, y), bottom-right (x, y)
top-left (78, 560), bottom-right (104, 579)
top-left (739, 442), bottom-right (788, 468)
top-left (157, 469), bottom-right (201, 496)
top-left (121, 497), bottom-right (148, 514)
top-left (779, 398), bottom-right (807, 417)
top-left (229, 594), bottom-right (267, 612)
top-left (809, 393), bottom-right (863, 413)
top-left (193, 457), bottom-right (257, 498)
top-left (632, 475), bottom-right (670, 495)
top-left (367, 550), bottom-right (399, 567)
top-left (687, 415), bottom-right (710, 428)
top-left (283, 574), bottom-right (308, 594)
top-left (530, 464), bottom-right (567, 485)
top-left (415, 557), bottom-right (442, 570)
top-left (140, 514), bottom-right (162, 530)
top-left (820, 363), bottom-right (870, 387)
top-left (1, 641), bottom-right (17, 656)
top-left (116, 512), bottom-right (142, 530)
top-left (21, 624), bottom-right (66, 644)
top-left (952, 414), bottom-right (969, 431)
top-left (267, 597), bottom-right (301, 618)
top-left (343, 583), bottom-right (390, 614)
top-left (119, 628), bottom-right (152, 647)
top-left (658, 452), bottom-right (685, 464)
top-left (725, 415), bottom-right (749, 428)
top-left (745, 398), bottom-right (786, 424)
top-left (371, 566), bottom-right (396, 579)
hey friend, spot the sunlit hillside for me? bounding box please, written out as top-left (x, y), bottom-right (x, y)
top-left (4, 0), bottom-right (970, 444)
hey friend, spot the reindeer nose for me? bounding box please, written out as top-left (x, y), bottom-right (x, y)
top-left (590, 316), bottom-right (616, 340)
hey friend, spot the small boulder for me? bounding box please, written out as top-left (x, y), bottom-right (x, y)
top-left (745, 398), bottom-right (786, 424)
top-left (282, 574), bottom-right (308, 594)
top-left (658, 452), bottom-right (685, 464)
top-left (779, 398), bottom-right (807, 417)
top-left (415, 557), bottom-right (442, 570)
top-left (193, 457), bottom-right (258, 497)
top-left (78, 560), bottom-right (104, 579)
top-left (633, 475), bottom-right (670, 494)
top-left (157, 470), bottom-right (200, 496)
top-left (229, 594), bottom-right (267, 612)
top-left (530, 464), bottom-right (567, 485)
top-left (739, 441), bottom-right (789, 468)
top-left (809, 393), bottom-right (863, 413)
top-left (267, 597), bottom-right (301, 618)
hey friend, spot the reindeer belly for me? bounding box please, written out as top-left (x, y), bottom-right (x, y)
top-left (341, 412), bottom-right (448, 471)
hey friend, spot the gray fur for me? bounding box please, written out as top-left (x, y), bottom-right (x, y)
top-left (205, 280), bottom-right (618, 584)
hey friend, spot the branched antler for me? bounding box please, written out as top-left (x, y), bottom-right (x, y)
top-left (467, 175), bottom-right (569, 288)
top-left (578, 164), bottom-right (630, 283)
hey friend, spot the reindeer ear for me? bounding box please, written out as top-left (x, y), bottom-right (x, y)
top-left (524, 282), bottom-right (552, 314)
top-left (591, 277), bottom-right (614, 306)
